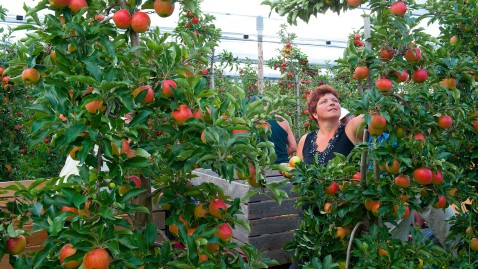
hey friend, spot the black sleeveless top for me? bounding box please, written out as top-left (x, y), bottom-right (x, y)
top-left (302, 125), bottom-right (355, 166)
top-left (267, 120), bottom-right (289, 164)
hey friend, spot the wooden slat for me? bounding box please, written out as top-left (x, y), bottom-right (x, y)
top-left (242, 215), bottom-right (299, 237)
top-left (152, 211), bottom-right (165, 230)
top-left (248, 231), bottom-right (294, 251)
top-left (247, 199), bottom-right (301, 220)
top-left (261, 248), bottom-right (292, 265)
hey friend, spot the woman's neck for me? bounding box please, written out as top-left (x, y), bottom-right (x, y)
top-left (318, 120), bottom-right (340, 136)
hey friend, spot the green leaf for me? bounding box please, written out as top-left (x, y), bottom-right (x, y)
top-left (67, 75), bottom-right (97, 85)
top-left (144, 222), bottom-right (158, 248)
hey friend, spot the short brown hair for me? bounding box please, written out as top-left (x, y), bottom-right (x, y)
top-left (307, 85), bottom-right (340, 125)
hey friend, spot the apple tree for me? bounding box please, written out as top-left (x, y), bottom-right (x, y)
top-left (264, 0), bottom-right (477, 267)
top-left (0, 0), bottom-right (292, 268)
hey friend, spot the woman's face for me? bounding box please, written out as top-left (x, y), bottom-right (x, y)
top-left (313, 93), bottom-right (341, 122)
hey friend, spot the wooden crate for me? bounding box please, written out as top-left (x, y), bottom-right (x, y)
top-left (191, 169), bottom-right (300, 265)
top-left (0, 180), bottom-right (167, 268)
top-left (0, 180), bottom-right (48, 269)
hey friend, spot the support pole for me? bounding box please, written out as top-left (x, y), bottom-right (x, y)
top-left (257, 16), bottom-right (264, 94)
top-left (209, 47), bottom-right (215, 89)
top-left (295, 74), bottom-right (301, 140)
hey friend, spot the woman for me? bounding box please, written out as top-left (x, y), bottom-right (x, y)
top-left (297, 85), bottom-right (364, 165)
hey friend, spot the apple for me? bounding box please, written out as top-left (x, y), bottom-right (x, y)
top-left (371, 201), bottom-right (381, 216)
top-left (154, 0), bottom-right (175, 18)
top-left (132, 85), bottom-right (154, 104)
top-left (352, 172), bottom-right (361, 182)
top-left (390, 1), bottom-right (407, 16)
top-left (378, 248), bottom-right (389, 257)
top-left (289, 156), bottom-right (301, 168)
top-left (437, 115), bottom-right (452, 129)
top-left (198, 253), bottom-right (208, 264)
top-left (191, 17), bottom-right (199, 24)
top-left (113, 10), bottom-right (131, 29)
top-left (208, 198), bottom-right (228, 219)
top-left (370, 114), bottom-right (387, 129)
top-left (128, 175), bottom-right (142, 188)
top-left (112, 139), bottom-right (134, 157)
top-left (347, 0), bottom-right (361, 7)
top-left (413, 133), bottom-right (425, 146)
top-left (432, 194), bottom-right (446, 208)
top-left (441, 77), bottom-right (457, 89)
top-left (471, 118), bottom-right (478, 131)
top-left (368, 125), bottom-right (385, 136)
top-left (335, 227), bottom-right (350, 240)
top-left (49, 0), bottom-right (70, 9)
top-left (59, 244), bottom-right (81, 268)
top-left (413, 167), bottom-right (432, 185)
top-left (0, 67), bottom-right (3, 75)
top-left (412, 69), bottom-right (428, 83)
top-left (194, 203), bottom-right (208, 218)
top-left (85, 100), bottom-right (106, 114)
top-left (449, 35), bottom-right (458, 45)
top-left (61, 206), bottom-right (79, 221)
top-left (379, 48), bottom-right (395, 61)
top-left (131, 12), bottom-right (151, 33)
top-left (353, 66), bottom-right (369, 80)
top-left (393, 69), bottom-right (409, 82)
top-left (404, 47), bottom-right (422, 62)
top-left (21, 68), bottom-right (41, 85)
top-left (364, 199), bottom-right (378, 211)
top-left (375, 78), bottom-right (392, 92)
top-left (6, 235), bottom-right (27, 255)
top-left (471, 238), bottom-right (478, 252)
top-left (385, 159), bottom-right (400, 174)
top-left (192, 109), bottom-right (203, 120)
top-left (172, 104), bottom-right (193, 125)
top-left (394, 174), bottom-right (410, 188)
top-left (95, 14), bottom-right (104, 21)
top-left (68, 0), bottom-right (88, 14)
top-left (215, 223), bottom-right (233, 242)
top-left (83, 248), bottom-right (110, 269)
top-left (325, 181), bottom-right (339, 195)
top-left (431, 170), bottom-right (443, 185)
top-left (323, 202), bottom-right (334, 213)
top-left (161, 80), bottom-right (177, 97)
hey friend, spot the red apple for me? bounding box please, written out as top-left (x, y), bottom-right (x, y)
top-left (208, 198), bottom-right (228, 219)
top-left (412, 69), bottom-right (428, 83)
top-left (289, 156), bottom-right (301, 168)
top-left (191, 17), bottom-right (199, 24)
top-left (68, 0), bottom-right (88, 14)
top-left (437, 115), bottom-right (452, 129)
top-left (393, 204), bottom-right (410, 219)
top-left (131, 12), bottom-right (151, 33)
top-left (385, 159), bottom-right (400, 174)
top-left (379, 48), bottom-right (395, 61)
top-left (172, 104), bottom-right (193, 125)
top-left (161, 80), bottom-right (177, 97)
top-left (132, 85), bottom-right (154, 104)
top-left (393, 69), bottom-right (409, 82)
top-left (394, 174), bottom-right (410, 188)
top-left (347, 0), bottom-right (361, 7)
top-left (353, 66), bottom-right (369, 80)
top-left (431, 170), bottom-right (443, 185)
top-left (404, 47), bottom-right (422, 62)
top-left (375, 78), bottom-right (393, 92)
top-left (59, 244), bottom-right (81, 268)
top-left (113, 10), bottom-right (131, 29)
top-left (21, 68), bottom-right (41, 85)
top-left (370, 114), bottom-right (387, 129)
top-left (325, 181), bottom-right (339, 195)
top-left (6, 235), bottom-right (27, 255)
top-left (413, 167), bottom-right (432, 185)
top-left (390, 1), bottom-right (407, 16)
top-left (215, 223), bottom-right (233, 242)
top-left (83, 248), bottom-right (110, 269)
top-left (432, 194), bottom-right (446, 208)
top-left (128, 175), bottom-right (142, 188)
